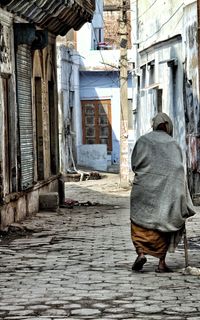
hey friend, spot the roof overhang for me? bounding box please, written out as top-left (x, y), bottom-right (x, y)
top-left (0, 0), bottom-right (95, 36)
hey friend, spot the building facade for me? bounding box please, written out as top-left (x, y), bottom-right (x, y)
top-left (0, 0), bottom-right (95, 229)
top-left (183, 1), bottom-right (200, 195)
top-left (131, 0), bottom-right (200, 197)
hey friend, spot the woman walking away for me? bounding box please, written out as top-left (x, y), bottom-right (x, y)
top-left (130, 112), bottom-right (196, 273)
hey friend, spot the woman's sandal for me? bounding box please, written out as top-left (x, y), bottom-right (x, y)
top-left (132, 256), bottom-right (147, 271)
top-left (155, 265), bottom-right (173, 273)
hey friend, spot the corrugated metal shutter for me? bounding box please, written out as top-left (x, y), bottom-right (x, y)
top-left (16, 44), bottom-right (34, 190)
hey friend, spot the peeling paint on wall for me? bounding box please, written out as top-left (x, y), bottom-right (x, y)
top-left (183, 2), bottom-right (200, 195)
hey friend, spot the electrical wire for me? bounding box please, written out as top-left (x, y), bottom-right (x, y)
top-left (128, 0), bottom-right (159, 19)
top-left (173, 12), bottom-right (184, 32)
top-left (91, 6), bottom-right (132, 91)
top-left (79, 70), bottom-right (120, 88)
top-left (95, 1), bottom-right (183, 48)
top-left (91, 21), bottom-right (120, 86)
top-left (91, 6), bottom-right (133, 106)
top-left (138, 2), bottom-right (184, 44)
top-left (137, 0), bottom-right (158, 18)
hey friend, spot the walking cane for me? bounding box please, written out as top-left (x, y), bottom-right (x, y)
top-left (183, 226), bottom-right (189, 268)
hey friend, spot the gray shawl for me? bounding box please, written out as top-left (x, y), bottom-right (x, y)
top-left (130, 131), bottom-right (196, 234)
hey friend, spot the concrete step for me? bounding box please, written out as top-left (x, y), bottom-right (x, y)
top-left (39, 192), bottom-right (59, 212)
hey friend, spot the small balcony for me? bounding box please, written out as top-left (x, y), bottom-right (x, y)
top-left (96, 42), bottom-right (113, 50)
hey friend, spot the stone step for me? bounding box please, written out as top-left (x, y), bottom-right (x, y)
top-left (39, 192), bottom-right (59, 212)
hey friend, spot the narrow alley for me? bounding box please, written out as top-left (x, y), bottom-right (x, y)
top-left (0, 173), bottom-right (200, 320)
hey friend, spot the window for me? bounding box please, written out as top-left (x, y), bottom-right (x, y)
top-left (148, 60), bottom-right (155, 85)
top-left (156, 88), bottom-right (162, 113)
top-left (141, 65), bottom-right (146, 88)
top-left (82, 100), bottom-right (112, 152)
top-left (93, 28), bottom-right (103, 49)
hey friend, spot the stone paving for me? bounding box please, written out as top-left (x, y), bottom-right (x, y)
top-left (0, 173), bottom-right (200, 319)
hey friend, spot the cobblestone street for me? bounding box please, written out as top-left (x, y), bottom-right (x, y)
top-left (0, 173), bottom-right (200, 320)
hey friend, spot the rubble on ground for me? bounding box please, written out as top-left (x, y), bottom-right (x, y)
top-left (63, 171), bottom-right (102, 182)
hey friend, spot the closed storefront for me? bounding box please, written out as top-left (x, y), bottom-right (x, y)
top-left (15, 44), bottom-right (34, 190)
top-left (0, 0), bottom-right (95, 230)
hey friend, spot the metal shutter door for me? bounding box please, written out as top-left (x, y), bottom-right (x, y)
top-left (16, 44), bottom-right (34, 190)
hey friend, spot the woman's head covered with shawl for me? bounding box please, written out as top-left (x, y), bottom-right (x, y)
top-left (152, 112), bottom-right (173, 136)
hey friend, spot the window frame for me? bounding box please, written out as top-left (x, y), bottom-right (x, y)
top-left (81, 99), bottom-right (112, 152)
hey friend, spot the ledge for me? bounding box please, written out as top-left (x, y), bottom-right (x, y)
top-left (2, 174), bottom-right (60, 205)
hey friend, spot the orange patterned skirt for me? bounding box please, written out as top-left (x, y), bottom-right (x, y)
top-left (131, 222), bottom-right (171, 258)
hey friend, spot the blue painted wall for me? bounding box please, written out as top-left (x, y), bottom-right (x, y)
top-left (80, 70), bottom-right (133, 165)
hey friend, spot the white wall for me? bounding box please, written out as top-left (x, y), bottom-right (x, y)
top-left (76, 22), bottom-right (93, 53)
top-left (135, 39), bottom-right (186, 153)
top-left (131, 0), bottom-right (195, 166)
top-left (137, 0), bottom-right (183, 50)
top-left (182, 2), bottom-right (200, 191)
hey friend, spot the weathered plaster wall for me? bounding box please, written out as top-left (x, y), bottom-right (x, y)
top-left (57, 45), bottom-right (80, 173)
top-left (138, 0), bottom-right (183, 50)
top-left (182, 2), bottom-right (200, 194)
top-left (0, 179), bottom-right (58, 230)
top-left (57, 45), bottom-right (79, 173)
top-left (77, 144), bottom-right (107, 171)
top-left (32, 34), bottom-right (58, 180)
top-left (0, 14), bottom-right (59, 229)
top-left (135, 38), bottom-right (186, 155)
top-left (183, 2), bottom-right (199, 134)
top-left (57, 46), bottom-right (71, 173)
top-left (0, 9), bottom-right (15, 198)
top-left (133, 0), bottom-right (199, 168)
